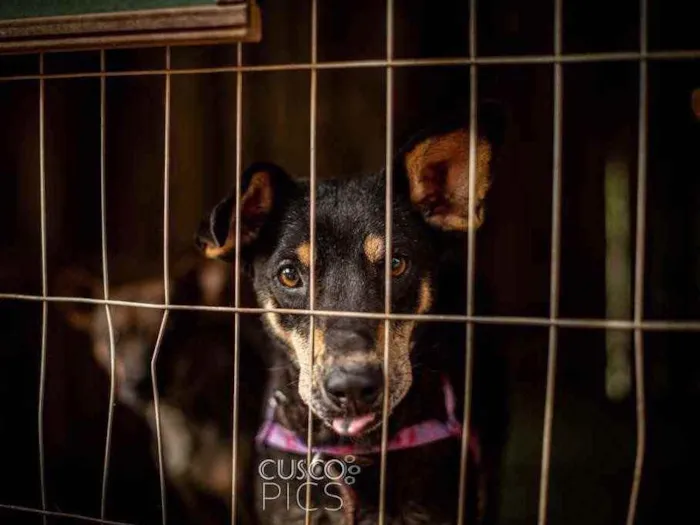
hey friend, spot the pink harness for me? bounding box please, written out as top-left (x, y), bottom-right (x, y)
top-left (255, 376), bottom-right (481, 461)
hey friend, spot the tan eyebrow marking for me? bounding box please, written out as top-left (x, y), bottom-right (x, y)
top-left (363, 234), bottom-right (385, 264)
top-left (296, 242), bottom-right (310, 267)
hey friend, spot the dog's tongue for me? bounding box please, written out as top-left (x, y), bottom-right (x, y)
top-left (332, 413), bottom-right (376, 436)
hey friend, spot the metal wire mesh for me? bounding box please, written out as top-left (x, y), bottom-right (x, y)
top-left (230, 40), bottom-right (245, 525)
top-left (627, 1), bottom-right (650, 523)
top-left (36, 50), bottom-right (48, 525)
top-left (303, 0), bottom-right (319, 521)
top-left (0, 0), bottom-right (697, 523)
top-left (1, 50), bottom-right (700, 83)
top-left (98, 48), bottom-right (119, 523)
top-left (537, 1), bottom-right (564, 523)
top-left (378, 1), bottom-right (395, 522)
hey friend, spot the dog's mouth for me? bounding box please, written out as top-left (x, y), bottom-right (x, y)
top-left (330, 413), bottom-right (377, 436)
top-left (309, 394), bottom-right (386, 438)
top-left (302, 360), bottom-right (413, 438)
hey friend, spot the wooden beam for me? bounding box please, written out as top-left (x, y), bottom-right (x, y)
top-left (0, 2), bottom-right (260, 53)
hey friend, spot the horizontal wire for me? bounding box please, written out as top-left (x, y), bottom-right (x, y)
top-left (0, 503), bottom-right (134, 525)
top-left (1, 49), bottom-right (700, 82)
top-left (1, 292), bottom-right (699, 330)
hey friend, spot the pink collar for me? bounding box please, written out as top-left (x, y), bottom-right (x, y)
top-left (255, 376), bottom-right (480, 461)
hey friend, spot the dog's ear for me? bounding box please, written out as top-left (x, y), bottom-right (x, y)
top-left (400, 128), bottom-right (492, 231)
top-left (692, 88), bottom-right (700, 121)
top-left (54, 268), bottom-right (102, 331)
top-left (195, 162), bottom-right (293, 262)
top-left (398, 105), bottom-right (504, 231)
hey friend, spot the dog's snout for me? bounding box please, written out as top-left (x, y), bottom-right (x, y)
top-left (324, 364), bottom-right (383, 410)
top-left (324, 329), bottom-right (373, 354)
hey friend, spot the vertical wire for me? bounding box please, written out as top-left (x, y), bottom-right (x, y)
top-left (625, 0), bottom-right (648, 523)
top-left (162, 52), bottom-right (172, 307)
top-left (150, 45), bottom-right (172, 525)
top-left (456, 0), bottom-right (479, 522)
top-left (36, 51), bottom-right (48, 525)
top-left (230, 41), bottom-right (244, 525)
top-left (99, 49), bottom-right (118, 521)
top-left (537, 1), bottom-right (563, 524)
top-left (378, 0), bottom-right (395, 522)
top-left (304, 0), bottom-right (318, 522)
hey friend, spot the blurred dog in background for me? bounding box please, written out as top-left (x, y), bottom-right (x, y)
top-left (58, 252), bottom-right (269, 524)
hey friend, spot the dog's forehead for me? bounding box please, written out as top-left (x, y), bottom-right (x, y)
top-left (278, 174), bottom-right (410, 251)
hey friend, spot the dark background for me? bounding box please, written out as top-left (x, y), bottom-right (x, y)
top-left (0, 0), bottom-right (699, 523)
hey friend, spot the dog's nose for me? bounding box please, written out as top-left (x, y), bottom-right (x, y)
top-left (324, 364), bottom-right (384, 410)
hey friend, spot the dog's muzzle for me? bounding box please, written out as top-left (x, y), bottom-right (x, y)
top-left (321, 362), bottom-right (384, 436)
top-left (315, 326), bottom-right (388, 436)
top-left (323, 363), bottom-right (383, 411)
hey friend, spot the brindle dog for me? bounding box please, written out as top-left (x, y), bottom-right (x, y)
top-left (59, 255), bottom-right (268, 524)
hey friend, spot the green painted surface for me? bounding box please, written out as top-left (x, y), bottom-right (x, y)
top-left (0, 1), bottom-right (219, 20)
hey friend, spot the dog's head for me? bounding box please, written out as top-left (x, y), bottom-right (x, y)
top-left (57, 256), bottom-right (229, 408)
top-left (196, 120), bottom-right (497, 437)
top-left (57, 257), bottom-right (244, 501)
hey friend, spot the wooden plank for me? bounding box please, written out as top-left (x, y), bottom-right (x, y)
top-left (0, 1), bottom-right (259, 53)
top-left (0, 1), bottom-right (233, 20)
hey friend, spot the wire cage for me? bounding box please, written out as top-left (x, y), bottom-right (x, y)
top-left (0, 0), bottom-right (699, 524)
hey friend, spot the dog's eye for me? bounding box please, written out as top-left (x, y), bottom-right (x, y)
top-left (277, 265), bottom-right (302, 288)
top-left (391, 257), bottom-right (408, 277)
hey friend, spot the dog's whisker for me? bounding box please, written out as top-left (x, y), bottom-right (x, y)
top-left (284, 379), bottom-right (300, 390)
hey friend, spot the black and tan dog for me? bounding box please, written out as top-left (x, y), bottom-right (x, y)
top-left (195, 115), bottom-right (507, 524)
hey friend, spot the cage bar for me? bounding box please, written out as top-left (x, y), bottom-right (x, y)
top-left (230, 40), bottom-right (244, 525)
top-left (304, 0), bottom-right (319, 522)
top-left (36, 51), bottom-right (48, 525)
top-left (626, 0), bottom-right (649, 523)
top-left (162, 47), bottom-right (172, 308)
top-left (456, 0), bottom-right (479, 522)
top-left (150, 312), bottom-right (170, 525)
top-left (99, 48), bottom-right (119, 521)
top-left (378, 0), bottom-right (395, 522)
top-left (148, 45), bottom-right (173, 525)
top-left (537, 0), bottom-right (563, 523)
